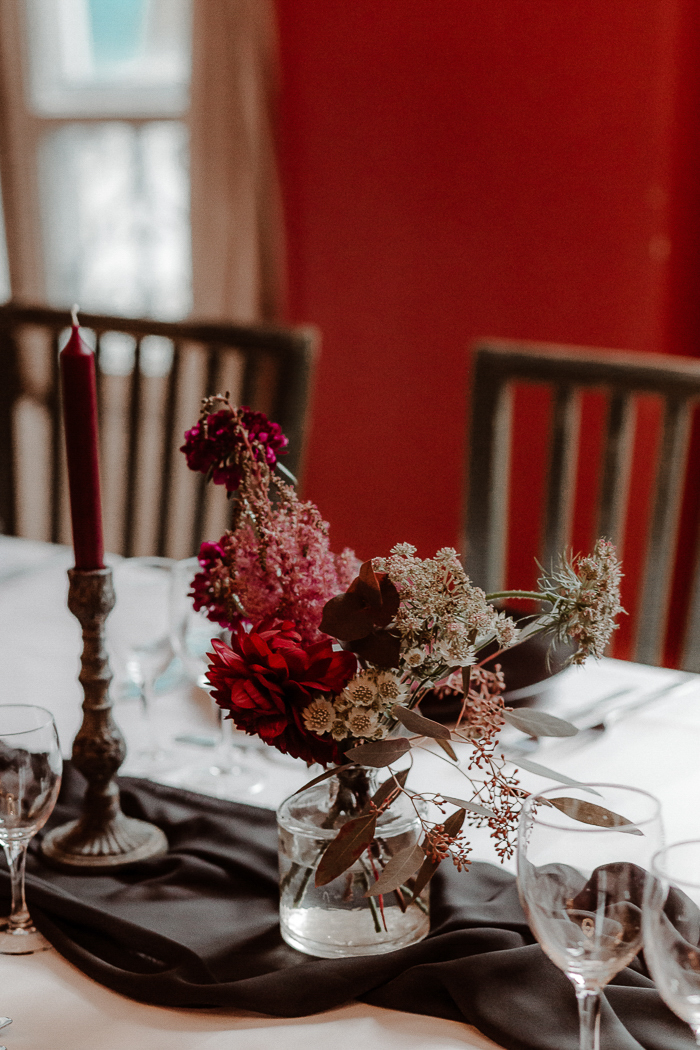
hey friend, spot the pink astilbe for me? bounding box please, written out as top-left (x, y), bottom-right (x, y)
top-left (191, 484), bottom-right (358, 644)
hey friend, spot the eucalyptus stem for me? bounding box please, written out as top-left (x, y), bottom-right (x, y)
top-left (485, 589), bottom-right (559, 604)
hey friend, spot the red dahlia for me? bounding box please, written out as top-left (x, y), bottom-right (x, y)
top-left (205, 619), bottom-right (357, 766)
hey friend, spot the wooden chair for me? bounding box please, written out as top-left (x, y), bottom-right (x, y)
top-left (463, 338), bottom-right (700, 669)
top-left (0, 302), bottom-right (317, 559)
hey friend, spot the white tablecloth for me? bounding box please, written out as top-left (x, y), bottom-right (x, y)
top-left (1, 535), bottom-right (699, 1049)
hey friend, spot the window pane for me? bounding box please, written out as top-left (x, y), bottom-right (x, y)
top-left (0, 178), bottom-right (10, 303)
top-left (26, 0), bottom-right (191, 116)
top-left (39, 121), bottom-right (192, 319)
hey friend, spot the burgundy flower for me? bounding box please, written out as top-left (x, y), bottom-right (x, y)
top-left (321, 559), bottom-right (401, 668)
top-left (190, 541), bottom-right (231, 627)
top-left (205, 619), bottom-right (357, 766)
top-left (181, 407), bottom-right (288, 494)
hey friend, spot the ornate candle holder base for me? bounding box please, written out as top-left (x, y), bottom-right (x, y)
top-left (41, 567), bottom-right (168, 869)
top-left (42, 813), bottom-right (168, 868)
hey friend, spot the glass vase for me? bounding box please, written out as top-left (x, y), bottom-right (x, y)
top-left (277, 766), bottom-right (430, 958)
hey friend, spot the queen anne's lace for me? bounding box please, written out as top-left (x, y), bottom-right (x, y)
top-left (541, 539), bottom-right (624, 664)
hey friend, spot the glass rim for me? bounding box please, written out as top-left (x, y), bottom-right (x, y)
top-left (0, 704), bottom-right (57, 735)
top-left (650, 839), bottom-right (700, 888)
top-left (521, 781), bottom-right (662, 832)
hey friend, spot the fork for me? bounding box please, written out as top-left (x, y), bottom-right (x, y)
top-left (504, 674), bottom-right (697, 758)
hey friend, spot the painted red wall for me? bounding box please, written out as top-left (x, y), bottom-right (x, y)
top-left (275, 1), bottom-right (699, 660)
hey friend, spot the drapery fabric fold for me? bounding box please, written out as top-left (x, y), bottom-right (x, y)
top-left (189, 0), bottom-right (284, 322)
top-left (4, 764), bottom-right (695, 1050)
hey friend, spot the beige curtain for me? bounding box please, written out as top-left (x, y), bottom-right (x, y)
top-left (189, 0), bottom-right (285, 322)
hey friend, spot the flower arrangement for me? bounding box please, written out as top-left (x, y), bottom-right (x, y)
top-left (182, 396), bottom-right (624, 901)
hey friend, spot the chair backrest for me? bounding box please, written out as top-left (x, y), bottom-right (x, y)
top-left (0, 302), bottom-right (317, 560)
top-left (464, 339), bottom-right (700, 669)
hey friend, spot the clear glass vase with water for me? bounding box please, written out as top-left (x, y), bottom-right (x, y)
top-left (277, 768), bottom-right (430, 958)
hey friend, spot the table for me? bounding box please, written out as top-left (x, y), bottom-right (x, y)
top-left (1, 535), bottom-right (699, 1049)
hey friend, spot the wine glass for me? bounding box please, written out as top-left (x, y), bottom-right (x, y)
top-left (0, 705), bottom-right (62, 954)
top-left (517, 783), bottom-right (663, 1050)
top-left (109, 556), bottom-right (177, 774)
top-left (642, 839), bottom-right (700, 1044)
top-left (167, 557), bottom-right (265, 799)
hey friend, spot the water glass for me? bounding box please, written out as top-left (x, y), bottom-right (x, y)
top-left (0, 705), bottom-right (62, 954)
top-left (643, 839), bottom-right (700, 1044)
top-left (109, 556), bottom-right (176, 772)
top-left (517, 783), bottom-right (663, 1050)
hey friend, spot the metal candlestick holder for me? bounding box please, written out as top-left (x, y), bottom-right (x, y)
top-left (42, 567), bottom-right (168, 867)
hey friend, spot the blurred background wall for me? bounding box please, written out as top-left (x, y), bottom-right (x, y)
top-left (3, 0), bottom-right (700, 664)
top-left (274, 0), bottom-right (700, 662)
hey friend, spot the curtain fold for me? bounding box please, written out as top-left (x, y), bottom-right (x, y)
top-left (189, 0), bottom-right (284, 322)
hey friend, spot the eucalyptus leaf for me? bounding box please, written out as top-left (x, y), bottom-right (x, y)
top-left (275, 461), bottom-right (298, 485)
top-left (314, 813), bottom-right (377, 887)
top-left (502, 709), bottom-right (578, 738)
top-left (462, 666), bottom-right (472, 696)
top-left (547, 796), bottom-right (643, 835)
top-left (500, 753), bottom-right (602, 796)
top-left (443, 807), bottom-right (467, 837)
top-left (409, 855), bottom-right (440, 902)
top-left (291, 763), bottom-right (356, 795)
top-left (392, 705), bottom-right (452, 740)
top-left (365, 842), bottom-right (426, 897)
top-left (435, 738), bottom-right (458, 761)
top-left (366, 768), bottom-right (410, 814)
top-left (441, 796), bottom-right (498, 820)
top-left (345, 738), bottom-right (412, 767)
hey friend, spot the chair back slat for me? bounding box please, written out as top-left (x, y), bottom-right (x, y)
top-left (465, 340), bottom-right (700, 667)
top-left (682, 545), bottom-right (700, 671)
top-left (596, 391), bottom-right (634, 547)
top-left (464, 353), bottom-right (513, 595)
top-left (542, 384), bottom-right (580, 574)
top-left (48, 332), bottom-right (62, 546)
top-left (0, 325), bottom-right (20, 535)
top-left (635, 397), bottom-right (692, 664)
top-left (122, 338), bottom-right (144, 558)
top-left (0, 303), bottom-right (317, 560)
top-left (156, 340), bottom-right (182, 559)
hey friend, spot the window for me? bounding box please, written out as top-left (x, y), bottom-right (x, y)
top-left (0, 0), bottom-right (193, 318)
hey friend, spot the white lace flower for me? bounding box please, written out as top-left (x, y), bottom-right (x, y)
top-left (434, 636), bottom-right (476, 667)
top-left (330, 719), bottom-right (349, 741)
top-left (301, 697), bottom-right (336, 735)
top-left (346, 707), bottom-right (380, 737)
top-left (403, 647), bottom-right (426, 668)
top-left (374, 670), bottom-right (409, 705)
top-left (342, 674), bottom-right (378, 707)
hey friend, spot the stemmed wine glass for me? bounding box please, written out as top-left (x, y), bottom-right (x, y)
top-left (642, 839), bottom-right (700, 1044)
top-left (167, 556), bottom-right (265, 799)
top-left (0, 704), bottom-right (62, 954)
top-left (109, 556), bottom-right (178, 774)
top-left (517, 783), bottom-right (664, 1050)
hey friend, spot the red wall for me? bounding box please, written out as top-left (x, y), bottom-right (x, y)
top-left (275, 1), bottom-right (700, 659)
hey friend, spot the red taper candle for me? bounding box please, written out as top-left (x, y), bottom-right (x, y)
top-left (60, 308), bottom-right (105, 570)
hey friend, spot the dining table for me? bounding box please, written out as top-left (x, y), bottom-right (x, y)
top-left (1, 534), bottom-right (699, 1050)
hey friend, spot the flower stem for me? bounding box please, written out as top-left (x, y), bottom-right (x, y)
top-left (485, 589), bottom-right (558, 603)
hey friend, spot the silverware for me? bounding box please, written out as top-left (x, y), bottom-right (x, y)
top-left (504, 674), bottom-right (697, 758)
top-left (569, 674), bottom-right (696, 732)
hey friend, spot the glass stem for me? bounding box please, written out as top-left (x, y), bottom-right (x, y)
top-left (3, 839), bottom-right (31, 931)
top-left (576, 989), bottom-right (601, 1050)
top-left (138, 680), bottom-right (159, 756)
top-left (692, 1024), bottom-right (700, 1046)
top-left (218, 712), bottom-right (235, 773)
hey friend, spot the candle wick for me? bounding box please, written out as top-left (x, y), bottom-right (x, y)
top-left (71, 303), bottom-right (80, 328)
